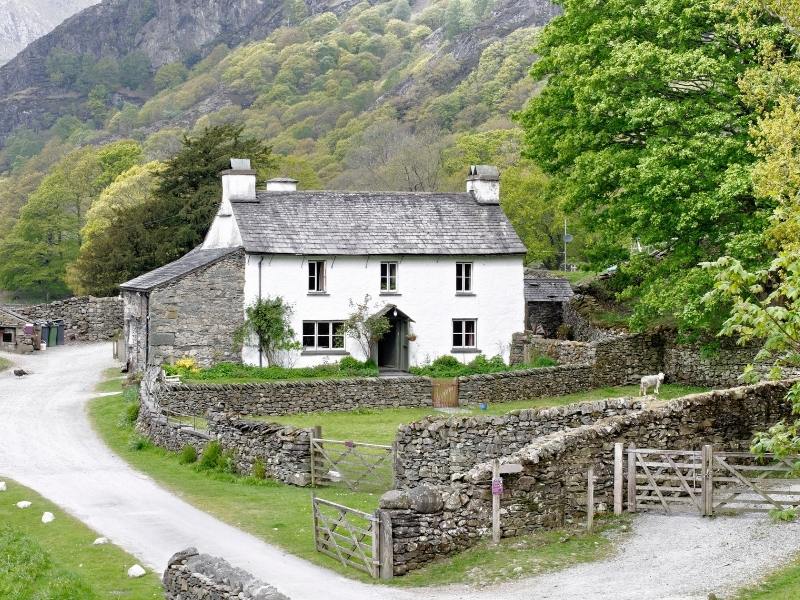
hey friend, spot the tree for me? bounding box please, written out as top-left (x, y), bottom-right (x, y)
top-left (120, 52), bottom-right (152, 90)
top-left (154, 62), bottom-right (189, 91)
top-left (235, 297), bottom-right (301, 366)
top-left (343, 295), bottom-right (391, 359)
top-left (518, 0), bottom-right (795, 336)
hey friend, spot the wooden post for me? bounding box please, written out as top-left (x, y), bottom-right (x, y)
top-left (701, 444), bottom-right (713, 517)
top-left (391, 441), bottom-right (399, 489)
top-left (371, 514), bottom-right (381, 579)
top-left (378, 510), bottom-right (394, 580)
top-left (310, 425), bottom-right (322, 487)
top-left (627, 444), bottom-right (637, 513)
top-left (587, 465), bottom-right (595, 532)
top-left (311, 493), bottom-right (319, 551)
top-left (492, 459), bottom-right (501, 544)
top-left (613, 442), bottom-right (623, 515)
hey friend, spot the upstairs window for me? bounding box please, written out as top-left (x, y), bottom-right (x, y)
top-left (302, 321), bottom-right (345, 350)
top-left (456, 262), bottom-right (472, 293)
top-left (380, 262), bottom-right (398, 292)
top-left (452, 319), bottom-right (477, 348)
top-left (308, 260), bottom-right (326, 292)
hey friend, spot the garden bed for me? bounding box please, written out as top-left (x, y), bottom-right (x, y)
top-left (164, 357), bottom-right (378, 384)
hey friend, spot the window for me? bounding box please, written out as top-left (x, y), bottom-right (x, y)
top-left (380, 262), bottom-right (398, 292)
top-left (452, 319), bottom-right (477, 348)
top-left (308, 260), bottom-right (326, 292)
top-left (2, 328), bottom-right (13, 344)
top-left (456, 262), bottom-right (472, 292)
top-left (302, 321), bottom-right (345, 350)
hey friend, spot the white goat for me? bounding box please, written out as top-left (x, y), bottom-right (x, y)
top-left (640, 372), bottom-right (664, 396)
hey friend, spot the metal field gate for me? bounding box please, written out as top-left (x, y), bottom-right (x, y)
top-left (310, 437), bottom-right (395, 492)
top-left (432, 378), bottom-right (459, 408)
top-left (614, 443), bottom-right (800, 516)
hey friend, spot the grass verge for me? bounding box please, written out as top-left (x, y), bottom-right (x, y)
top-left (733, 557), bottom-right (800, 599)
top-left (90, 375), bottom-right (637, 586)
top-left (0, 478), bottom-right (162, 599)
top-left (264, 384), bottom-right (706, 444)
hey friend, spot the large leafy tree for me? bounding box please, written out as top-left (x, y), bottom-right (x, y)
top-left (519, 0), bottom-right (795, 335)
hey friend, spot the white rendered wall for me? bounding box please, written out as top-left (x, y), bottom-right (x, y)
top-left (241, 254), bottom-right (525, 368)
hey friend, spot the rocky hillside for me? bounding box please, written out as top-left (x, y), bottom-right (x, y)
top-left (0, 0), bottom-right (96, 65)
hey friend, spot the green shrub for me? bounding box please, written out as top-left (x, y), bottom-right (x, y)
top-left (170, 358), bottom-right (380, 382)
top-left (252, 459), bottom-right (266, 480)
top-left (432, 355), bottom-right (460, 369)
top-left (770, 507), bottom-right (798, 523)
top-left (221, 450), bottom-right (238, 474)
top-left (127, 435), bottom-right (150, 451)
top-left (122, 402), bottom-right (139, 426)
top-left (199, 441), bottom-right (222, 470)
top-left (178, 445), bottom-right (198, 465)
top-left (530, 356), bottom-right (558, 368)
top-left (410, 354), bottom-right (558, 378)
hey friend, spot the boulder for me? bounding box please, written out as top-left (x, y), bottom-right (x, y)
top-left (16, 500), bottom-right (31, 508)
top-left (127, 564), bottom-right (146, 578)
top-left (41, 512), bottom-right (55, 523)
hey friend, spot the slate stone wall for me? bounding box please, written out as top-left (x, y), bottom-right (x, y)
top-left (163, 548), bottom-right (289, 600)
top-left (591, 333), bottom-right (663, 387)
top-left (10, 296), bottom-right (123, 342)
top-left (511, 333), bottom-right (595, 366)
top-left (457, 364), bottom-right (594, 406)
top-left (137, 368), bottom-right (313, 486)
top-left (147, 250), bottom-right (245, 368)
top-left (395, 398), bottom-right (644, 487)
top-left (156, 376), bottom-right (433, 416)
top-left (525, 301), bottom-right (565, 338)
top-left (381, 380), bottom-right (795, 576)
top-left (562, 297), bottom-right (624, 342)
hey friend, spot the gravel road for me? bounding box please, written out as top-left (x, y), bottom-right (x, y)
top-left (1, 343), bottom-right (799, 600)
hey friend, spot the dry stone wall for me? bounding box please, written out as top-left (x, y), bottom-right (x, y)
top-left (457, 364), bottom-right (594, 406)
top-left (381, 380), bottom-right (795, 576)
top-left (10, 296), bottom-right (122, 342)
top-left (158, 376), bottom-right (432, 416)
top-left (163, 548), bottom-right (289, 600)
top-left (395, 398), bottom-right (644, 487)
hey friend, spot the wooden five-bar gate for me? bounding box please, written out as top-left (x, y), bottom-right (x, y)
top-left (310, 435), bottom-right (395, 492)
top-left (613, 443), bottom-right (800, 516)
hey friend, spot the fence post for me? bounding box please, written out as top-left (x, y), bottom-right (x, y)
top-left (587, 465), bottom-right (595, 532)
top-left (310, 425), bottom-right (322, 487)
top-left (378, 509), bottom-right (394, 580)
top-left (492, 459), bottom-right (501, 544)
top-left (311, 494), bottom-right (319, 551)
top-left (701, 444), bottom-right (714, 517)
top-left (613, 443), bottom-right (623, 515)
top-left (627, 444), bottom-right (637, 513)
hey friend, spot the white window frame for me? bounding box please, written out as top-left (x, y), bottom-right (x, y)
top-left (452, 319), bottom-right (477, 349)
top-left (380, 261), bottom-right (398, 292)
top-left (456, 262), bottom-right (473, 293)
top-left (302, 321), bottom-right (345, 351)
top-left (308, 260), bottom-right (326, 292)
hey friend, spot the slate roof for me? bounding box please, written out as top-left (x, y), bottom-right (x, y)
top-left (0, 306), bottom-right (29, 325)
top-left (119, 246), bottom-right (241, 292)
top-left (230, 191), bottom-right (527, 255)
top-left (524, 277), bottom-right (574, 302)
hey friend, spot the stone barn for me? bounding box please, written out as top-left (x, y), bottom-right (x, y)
top-left (0, 307), bottom-right (37, 354)
top-left (524, 276), bottom-right (574, 338)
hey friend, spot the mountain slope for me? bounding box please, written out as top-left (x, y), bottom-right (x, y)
top-left (0, 0), bottom-right (96, 65)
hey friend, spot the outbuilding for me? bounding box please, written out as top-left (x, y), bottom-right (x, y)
top-left (524, 276), bottom-right (574, 338)
top-left (0, 307), bottom-right (38, 354)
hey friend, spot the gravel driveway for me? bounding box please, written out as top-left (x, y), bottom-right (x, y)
top-left (1, 343), bottom-right (799, 600)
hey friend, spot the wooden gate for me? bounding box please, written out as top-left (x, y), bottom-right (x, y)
top-left (615, 443), bottom-right (800, 516)
top-left (432, 378), bottom-right (459, 408)
top-left (312, 496), bottom-right (382, 578)
top-left (311, 437), bottom-right (395, 492)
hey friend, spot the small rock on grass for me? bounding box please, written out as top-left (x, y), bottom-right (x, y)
top-left (16, 501), bottom-right (31, 509)
top-left (93, 537), bottom-right (109, 545)
top-left (41, 512), bottom-right (55, 524)
top-left (0, 481), bottom-right (6, 491)
top-left (127, 564), bottom-right (146, 578)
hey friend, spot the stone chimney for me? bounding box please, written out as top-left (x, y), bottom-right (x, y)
top-left (220, 158), bottom-right (256, 203)
top-left (266, 177), bottom-right (298, 192)
top-left (466, 165), bottom-right (500, 204)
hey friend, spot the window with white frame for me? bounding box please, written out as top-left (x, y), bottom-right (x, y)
top-left (302, 321), bottom-right (345, 350)
top-left (452, 319), bottom-right (477, 348)
top-left (380, 262), bottom-right (398, 292)
top-left (456, 262), bottom-right (472, 292)
top-left (308, 260), bottom-right (326, 292)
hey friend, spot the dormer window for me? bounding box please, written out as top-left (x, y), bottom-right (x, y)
top-left (308, 260), bottom-right (326, 292)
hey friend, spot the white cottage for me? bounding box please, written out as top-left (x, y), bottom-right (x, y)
top-left (121, 160), bottom-right (526, 372)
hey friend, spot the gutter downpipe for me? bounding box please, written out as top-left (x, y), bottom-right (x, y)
top-left (258, 255), bottom-right (264, 367)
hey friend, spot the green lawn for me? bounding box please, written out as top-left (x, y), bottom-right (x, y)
top-left (90, 375), bottom-right (638, 585)
top-left (95, 367), bottom-right (126, 393)
top-left (264, 384), bottom-right (706, 445)
top-left (734, 558), bottom-right (800, 599)
top-left (0, 357), bottom-right (11, 372)
top-left (0, 478), bottom-right (162, 599)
